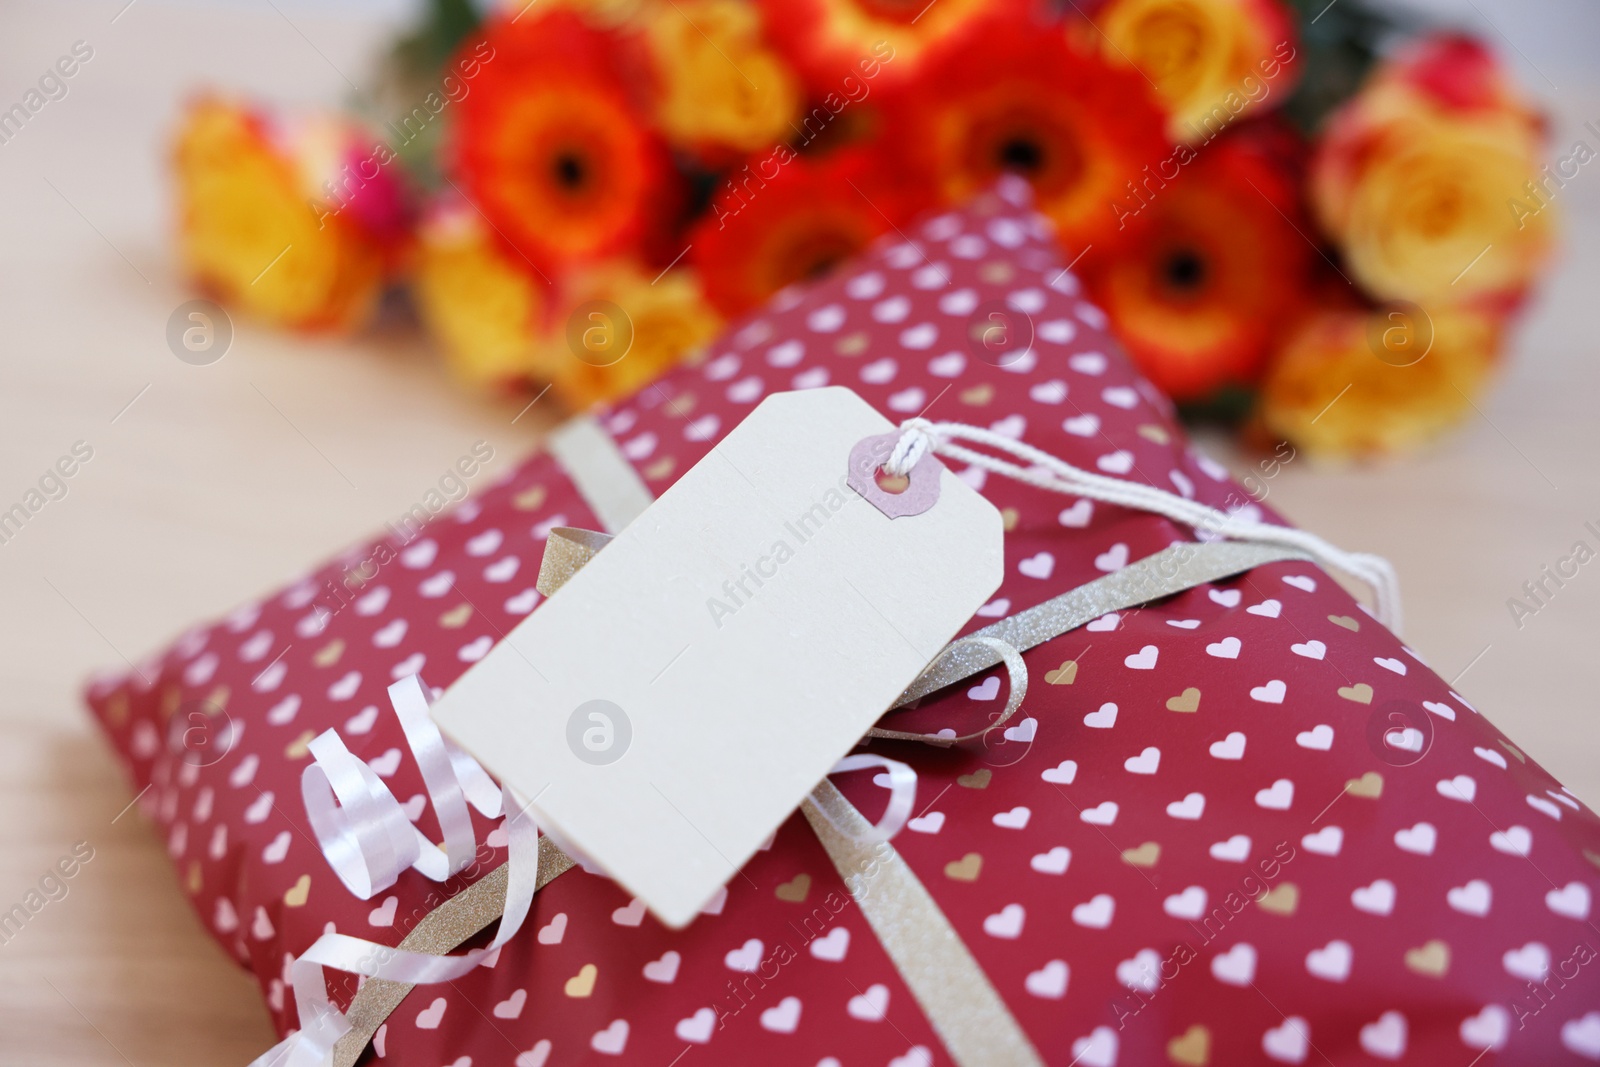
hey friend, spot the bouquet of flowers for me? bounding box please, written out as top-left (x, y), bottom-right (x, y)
top-left (170, 0), bottom-right (1557, 455)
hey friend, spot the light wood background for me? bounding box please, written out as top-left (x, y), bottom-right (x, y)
top-left (0, 2), bottom-right (1595, 1063)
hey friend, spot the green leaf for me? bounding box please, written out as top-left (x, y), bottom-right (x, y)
top-left (1279, 0), bottom-right (1428, 135)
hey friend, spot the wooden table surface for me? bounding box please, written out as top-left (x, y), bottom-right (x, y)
top-left (1, 2), bottom-right (1596, 1063)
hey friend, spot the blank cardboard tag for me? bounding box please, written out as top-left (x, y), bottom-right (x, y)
top-left (430, 387), bottom-right (1003, 927)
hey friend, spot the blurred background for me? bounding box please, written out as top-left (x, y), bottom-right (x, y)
top-left (1, 0), bottom-right (1597, 1062)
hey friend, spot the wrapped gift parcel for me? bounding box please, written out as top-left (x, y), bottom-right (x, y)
top-left (87, 181), bottom-right (1600, 1066)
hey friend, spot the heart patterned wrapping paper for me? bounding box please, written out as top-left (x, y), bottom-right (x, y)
top-left (86, 180), bottom-right (1600, 1066)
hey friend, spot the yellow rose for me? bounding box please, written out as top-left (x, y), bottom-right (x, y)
top-left (413, 203), bottom-right (549, 390)
top-left (645, 0), bottom-right (800, 159)
top-left (751, 0), bottom-right (994, 93)
top-left (1259, 306), bottom-right (1498, 456)
top-left (537, 0), bottom-right (649, 27)
top-left (547, 260), bottom-right (722, 408)
top-left (173, 98), bottom-right (387, 331)
top-left (1313, 94), bottom-right (1554, 307)
top-left (1310, 35), bottom-right (1555, 307)
top-left (1098, 0), bottom-right (1299, 142)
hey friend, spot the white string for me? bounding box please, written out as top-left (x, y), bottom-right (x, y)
top-left (884, 418), bottom-right (1402, 632)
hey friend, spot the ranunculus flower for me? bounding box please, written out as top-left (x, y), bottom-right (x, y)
top-left (546, 260), bottom-right (722, 409)
top-left (1310, 34), bottom-right (1554, 309)
top-left (1083, 123), bottom-right (1312, 400)
top-left (412, 198), bottom-right (551, 391)
top-left (173, 97), bottom-right (399, 331)
top-left (1257, 304), bottom-right (1498, 455)
top-left (1096, 0), bottom-right (1299, 143)
top-left (885, 15), bottom-right (1169, 255)
top-left (690, 146), bottom-right (920, 317)
top-left (644, 0), bottom-right (801, 163)
top-left (450, 9), bottom-right (680, 275)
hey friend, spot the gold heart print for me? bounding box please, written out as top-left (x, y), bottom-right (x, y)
top-left (283, 874), bottom-right (311, 907)
top-left (1137, 424), bottom-right (1171, 445)
top-left (978, 261), bottom-right (1015, 285)
top-left (775, 874), bottom-right (811, 903)
top-left (285, 730), bottom-right (318, 760)
top-left (512, 485), bottom-right (548, 512)
top-left (564, 963), bottom-right (598, 998)
top-left (1167, 1024), bottom-right (1210, 1066)
top-left (1257, 883), bottom-right (1299, 916)
top-left (1044, 661), bottom-right (1077, 685)
top-left (1345, 771), bottom-right (1385, 798)
top-left (835, 332), bottom-right (869, 357)
top-left (944, 853), bottom-right (983, 881)
top-left (1121, 842), bottom-right (1160, 868)
top-left (1405, 940), bottom-right (1450, 977)
top-left (1165, 687), bottom-right (1201, 713)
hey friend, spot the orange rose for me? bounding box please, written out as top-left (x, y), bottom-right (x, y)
top-left (173, 97), bottom-right (399, 331)
top-left (1097, 0), bottom-right (1299, 143)
top-left (1310, 34), bottom-right (1554, 309)
top-left (412, 199), bottom-right (551, 391)
top-left (1258, 304), bottom-right (1498, 456)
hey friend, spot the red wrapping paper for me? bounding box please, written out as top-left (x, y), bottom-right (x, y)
top-left (87, 180), bottom-right (1600, 1066)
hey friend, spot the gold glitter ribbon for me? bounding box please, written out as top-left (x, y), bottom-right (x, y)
top-left (535, 527), bottom-right (613, 597)
top-left (887, 539), bottom-right (1306, 712)
top-left (804, 780), bottom-right (1044, 1066)
top-left (329, 840), bottom-right (575, 1067)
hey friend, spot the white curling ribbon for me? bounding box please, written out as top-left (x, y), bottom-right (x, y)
top-left (818, 638), bottom-right (1024, 847)
top-left (387, 674), bottom-right (502, 873)
top-left (253, 676), bottom-right (538, 1067)
top-left (819, 753), bottom-right (919, 846)
top-left (254, 782), bottom-right (541, 1067)
top-left (258, 674), bottom-right (929, 1067)
top-left (302, 676), bottom-right (500, 898)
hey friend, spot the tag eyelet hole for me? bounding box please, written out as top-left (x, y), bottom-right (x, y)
top-left (874, 469), bottom-right (910, 495)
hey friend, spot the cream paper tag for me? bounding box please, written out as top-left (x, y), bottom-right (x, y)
top-left (430, 387), bottom-right (1003, 927)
